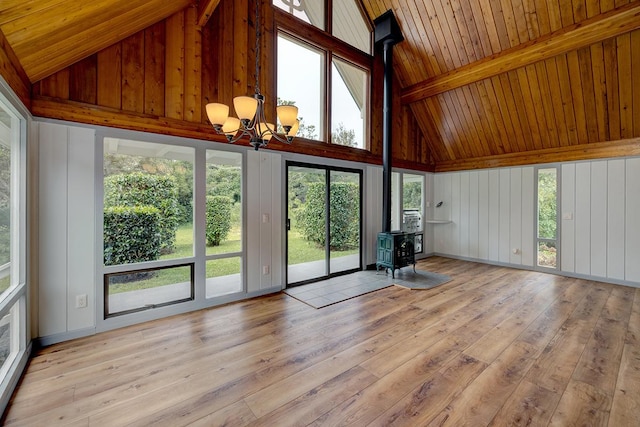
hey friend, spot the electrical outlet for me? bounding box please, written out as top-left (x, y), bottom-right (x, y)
top-left (262, 265), bottom-right (270, 275)
top-left (75, 294), bottom-right (88, 309)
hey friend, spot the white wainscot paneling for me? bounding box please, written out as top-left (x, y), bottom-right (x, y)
top-left (424, 173), bottom-right (435, 254)
top-left (468, 171), bottom-right (479, 259)
top-left (459, 172), bottom-right (470, 258)
top-left (245, 152), bottom-right (261, 293)
top-left (488, 170), bottom-right (500, 261)
top-left (626, 158), bottom-right (640, 282)
top-left (607, 159), bottom-right (625, 280)
top-left (450, 173), bottom-right (461, 256)
top-left (477, 170), bottom-right (489, 260)
top-left (521, 167), bottom-right (534, 267)
top-left (434, 173), bottom-right (452, 254)
top-left (590, 161), bottom-right (607, 278)
top-left (365, 166), bottom-right (383, 264)
top-left (66, 127), bottom-right (96, 331)
top-left (510, 168), bottom-right (522, 265)
top-left (38, 123), bottom-right (69, 336)
top-left (574, 163), bottom-right (591, 275)
top-left (499, 169), bottom-right (511, 263)
top-left (561, 164), bottom-right (576, 273)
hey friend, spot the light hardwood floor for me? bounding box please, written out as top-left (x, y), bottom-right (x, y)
top-left (4, 257), bottom-right (640, 426)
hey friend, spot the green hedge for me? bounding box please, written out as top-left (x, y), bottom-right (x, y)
top-left (104, 205), bottom-right (161, 266)
top-left (206, 195), bottom-right (232, 246)
top-left (296, 182), bottom-right (359, 251)
top-left (104, 172), bottom-right (179, 253)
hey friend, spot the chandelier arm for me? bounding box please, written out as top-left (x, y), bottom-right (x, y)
top-left (270, 133), bottom-right (294, 145)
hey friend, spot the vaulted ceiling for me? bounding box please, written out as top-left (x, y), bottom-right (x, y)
top-left (1, 0), bottom-right (639, 171)
top-left (360, 0), bottom-right (640, 170)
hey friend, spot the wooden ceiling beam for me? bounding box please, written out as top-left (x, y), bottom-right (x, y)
top-left (197, 0), bottom-right (221, 27)
top-left (401, 2), bottom-right (640, 104)
top-left (435, 137), bottom-right (640, 172)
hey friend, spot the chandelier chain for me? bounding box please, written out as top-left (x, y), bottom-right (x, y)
top-left (254, 0), bottom-right (261, 95)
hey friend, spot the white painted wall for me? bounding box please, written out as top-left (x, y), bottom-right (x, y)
top-left (433, 167), bottom-right (535, 268)
top-left (40, 118), bottom-right (640, 343)
top-left (364, 166), bottom-right (383, 266)
top-left (39, 120), bottom-right (425, 341)
top-left (561, 158), bottom-right (640, 284)
top-left (246, 151), bottom-right (284, 292)
top-left (38, 122), bottom-right (96, 337)
top-left (434, 160), bottom-right (640, 287)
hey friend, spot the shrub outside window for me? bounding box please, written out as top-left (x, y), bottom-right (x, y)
top-left (206, 150), bottom-right (244, 298)
top-left (103, 138), bottom-right (195, 317)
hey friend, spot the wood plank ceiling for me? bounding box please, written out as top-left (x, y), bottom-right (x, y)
top-left (0, 0), bottom-right (194, 82)
top-left (0, 0), bottom-right (639, 171)
top-left (360, 0), bottom-right (640, 170)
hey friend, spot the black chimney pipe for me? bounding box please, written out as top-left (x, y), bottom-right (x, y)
top-left (381, 40), bottom-right (393, 233)
top-left (374, 11), bottom-right (404, 233)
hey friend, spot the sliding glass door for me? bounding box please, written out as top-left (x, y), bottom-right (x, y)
top-left (286, 163), bottom-right (362, 286)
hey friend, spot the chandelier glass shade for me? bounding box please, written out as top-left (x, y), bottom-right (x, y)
top-left (206, 96), bottom-right (299, 150)
top-left (205, 1), bottom-right (300, 150)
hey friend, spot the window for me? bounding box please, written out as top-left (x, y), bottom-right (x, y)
top-left (277, 34), bottom-right (324, 141)
top-left (0, 110), bottom-right (15, 298)
top-left (390, 171), bottom-right (424, 233)
top-left (274, 1), bottom-right (372, 150)
top-left (273, 0), bottom-right (324, 30)
top-left (331, 59), bottom-right (367, 148)
top-left (273, 0), bottom-right (371, 53)
top-left (102, 139), bottom-right (246, 318)
top-left (206, 150), bottom-right (243, 298)
top-left (103, 138), bottom-right (195, 317)
top-left (0, 93), bottom-right (27, 413)
top-left (536, 167), bottom-right (559, 269)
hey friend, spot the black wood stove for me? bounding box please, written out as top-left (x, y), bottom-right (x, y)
top-left (376, 231), bottom-right (415, 278)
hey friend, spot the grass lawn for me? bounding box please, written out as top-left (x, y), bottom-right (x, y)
top-left (287, 227), bottom-right (358, 264)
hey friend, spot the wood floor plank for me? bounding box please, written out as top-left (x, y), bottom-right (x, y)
top-left (368, 354), bottom-right (487, 426)
top-left (464, 275), bottom-right (574, 364)
top-left (524, 281), bottom-right (612, 393)
top-left (188, 399), bottom-right (257, 427)
top-left (609, 289), bottom-right (640, 426)
top-left (4, 258), bottom-right (640, 427)
top-left (571, 286), bottom-right (633, 394)
top-left (243, 305), bottom-right (422, 417)
top-left (549, 379), bottom-right (612, 426)
top-left (426, 340), bottom-right (539, 426)
top-left (310, 335), bottom-right (468, 426)
top-left (488, 380), bottom-right (561, 426)
top-left (245, 366), bottom-right (378, 427)
top-left (360, 269), bottom-right (533, 378)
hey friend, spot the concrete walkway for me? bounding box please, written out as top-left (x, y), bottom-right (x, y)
top-left (108, 253), bottom-right (361, 314)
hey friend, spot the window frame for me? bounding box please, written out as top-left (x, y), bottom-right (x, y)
top-left (274, 6), bottom-right (373, 150)
top-left (0, 87), bottom-right (29, 415)
top-left (534, 166), bottom-right (561, 271)
top-left (96, 133), bottom-right (248, 327)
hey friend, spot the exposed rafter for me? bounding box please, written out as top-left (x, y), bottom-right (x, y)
top-left (401, 2), bottom-right (640, 104)
top-left (197, 0), bottom-right (221, 27)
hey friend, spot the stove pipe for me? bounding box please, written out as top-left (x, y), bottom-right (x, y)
top-left (374, 11), bottom-right (404, 233)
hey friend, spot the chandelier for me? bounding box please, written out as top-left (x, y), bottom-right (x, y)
top-left (206, 1), bottom-right (299, 150)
